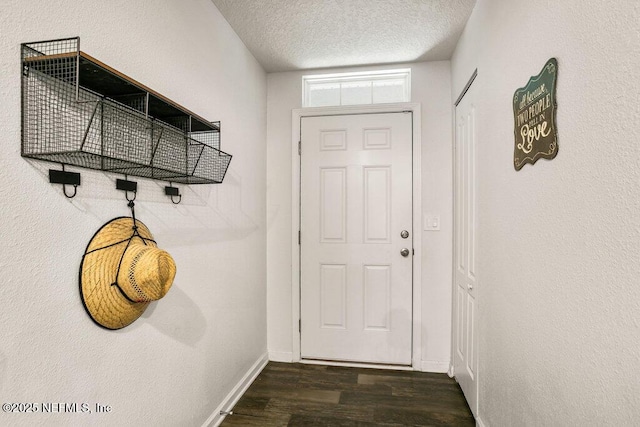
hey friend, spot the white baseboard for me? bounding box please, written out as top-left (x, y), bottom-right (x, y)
top-left (202, 352), bottom-right (268, 427)
top-left (477, 416), bottom-right (487, 427)
top-left (420, 360), bottom-right (450, 373)
top-left (268, 351), bottom-right (293, 363)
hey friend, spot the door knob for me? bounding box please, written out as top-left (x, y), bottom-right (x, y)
top-left (400, 230), bottom-right (409, 239)
top-left (400, 248), bottom-right (410, 257)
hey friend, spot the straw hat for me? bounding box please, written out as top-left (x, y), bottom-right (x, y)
top-left (79, 217), bottom-right (176, 330)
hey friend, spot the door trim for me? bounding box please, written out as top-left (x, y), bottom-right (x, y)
top-left (291, 102), bottom-right (423, 370)
top-left (454, 68), bottom-right (478, 107)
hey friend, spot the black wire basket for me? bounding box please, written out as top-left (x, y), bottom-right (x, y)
top-left (21, 37), bottom-right (231, 184)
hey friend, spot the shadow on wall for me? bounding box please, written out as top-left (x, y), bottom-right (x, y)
top-left (26, 160), bottom-right (259, 247)
top-left (106, 286), bottom-right (207, 346)
top-left (143, 286), bottom-right (207, 347)
top-left (147, 170), bottom-right (260, 247)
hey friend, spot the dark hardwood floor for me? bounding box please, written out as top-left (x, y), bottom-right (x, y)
top-left (220, 362), bottom-right (475, 426)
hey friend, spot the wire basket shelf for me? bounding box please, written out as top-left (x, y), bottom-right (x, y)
top-left (21, 37), bottom-right (231, 184)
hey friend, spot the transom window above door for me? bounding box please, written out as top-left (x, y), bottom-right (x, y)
top-left (302, 69), bottom-right (411, 107)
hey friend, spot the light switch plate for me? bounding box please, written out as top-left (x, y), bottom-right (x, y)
top-left (424, 214), bottom-right (440, 231)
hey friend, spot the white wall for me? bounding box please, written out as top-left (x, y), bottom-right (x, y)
top-left (266, 61), bottom-right (453, 371)
top-left (451, 0), bottom-right (640, 425)
top-left (0, 1), bottom-right (267, 426)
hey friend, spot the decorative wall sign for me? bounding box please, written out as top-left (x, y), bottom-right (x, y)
top-left (513, 58), bottom-right (558, 170)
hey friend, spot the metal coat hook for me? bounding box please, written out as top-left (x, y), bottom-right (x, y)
top-left (125, 190), bottom-right (137, 202)
top-left (49, 164), bottom-right (81, 199)
top-left (62, 183), bottom-right (78, 199)
top-left (165, 183), bottom-right (182, 204)
top-left (116, 177), bottom-right (138, 202)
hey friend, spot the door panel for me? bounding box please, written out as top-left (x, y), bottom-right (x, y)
top-left (363, 264), bottom-right (391, 331)
top-left (300, 112), bottom-right (413, 365)
top-left (320, 168), bottom-right (347, 242)
top-left (454, 82), bottom-right (479, 416)
top-left (363, 166), bottom-right (391, 243)
top-left (319, 264), bottom-right (347, 329)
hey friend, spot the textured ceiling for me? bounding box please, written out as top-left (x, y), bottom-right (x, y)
top-left (211, 0), bottom-right (477, 72)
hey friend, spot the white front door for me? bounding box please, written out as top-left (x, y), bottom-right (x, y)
top-left (453, 80), bottom-right (479, 416)
top-left (300, 112), bottom-right (413, 365)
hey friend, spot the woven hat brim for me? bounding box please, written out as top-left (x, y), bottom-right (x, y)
top-left (80, 217), bottom-right (155, 330)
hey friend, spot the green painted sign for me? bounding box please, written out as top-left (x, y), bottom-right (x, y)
top-left (513, 58), bottom-right (558, 170)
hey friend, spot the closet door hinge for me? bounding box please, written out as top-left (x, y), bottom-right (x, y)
top-left (299, 319), bottom-right (301, 333)
top-left (298, 230), bottom-right (301, 245)
top-left (298, 140), bottom-right (301, 156)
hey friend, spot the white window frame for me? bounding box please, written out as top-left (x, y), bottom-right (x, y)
top-left (302, 68), bottom-right (411, 107)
